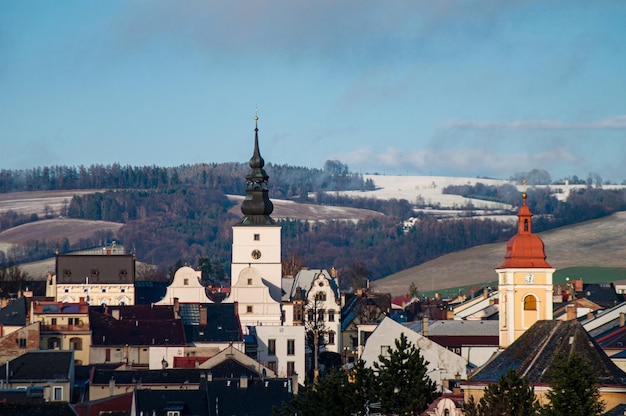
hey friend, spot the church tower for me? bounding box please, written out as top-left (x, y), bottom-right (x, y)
top-left (496, 188), bottom-right (555, 348)
top-left (230, 115), bottom-right (283, 304)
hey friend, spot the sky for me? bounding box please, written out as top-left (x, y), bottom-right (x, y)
top-left (1, 1), bottom-right (626, 182)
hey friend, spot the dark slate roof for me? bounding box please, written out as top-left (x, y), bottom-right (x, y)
top-left (0, 296), bottom-right (28, 326)
top-left (606, 403), bottom-right (626, 416)
top-left (56, 254), bottom-right (135, 284)
top-left (0, 401), bottom-right (78, 416)
top-left (134, 280), bottom-right (169, 305)
top-left (470, 320), bottom-right (626, 385)
top-left (89, 309), bottom-right (186, 346)
top-left (102, 304), bottom-right (176, 320)
top-left (0, 351), bottom-right (73, 382)
top-left (579, 283), bottom-right (623, 308)
top-left (179, 303), bottom-right (243, 343)
top-left (134, 389), bottom-right (210, 416)
top-left (92, 360), bottom-right (260, 385)
top-left (205, 378), bottom-right (295, 416)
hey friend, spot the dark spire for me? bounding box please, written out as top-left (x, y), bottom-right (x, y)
top-left (239, 114), bottom-right (275, 225)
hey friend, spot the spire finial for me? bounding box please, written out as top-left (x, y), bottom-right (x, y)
top-left (522, 179), bottom-right (527, 201)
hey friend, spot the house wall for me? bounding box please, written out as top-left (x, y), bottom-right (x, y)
top-left (361, 318), bottom-right (467, 387)
top-left (90, 345), bottom-right (153, 366)
top-left (0, 323), bottom-right (40, 365)
top-left (255, 325), bottom-right (305, 381)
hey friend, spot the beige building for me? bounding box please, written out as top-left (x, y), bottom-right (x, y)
top-left (47, 250), bottom-right (135, 306)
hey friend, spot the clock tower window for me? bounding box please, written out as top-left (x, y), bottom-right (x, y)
top-left (523, 295), bottom-right (537, 311)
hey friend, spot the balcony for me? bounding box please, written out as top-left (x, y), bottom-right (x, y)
top-left (40, 323), bottom-right (90, 333)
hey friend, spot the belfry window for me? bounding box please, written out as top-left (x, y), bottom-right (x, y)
top-left (524, 295), bottom-right (537, 311)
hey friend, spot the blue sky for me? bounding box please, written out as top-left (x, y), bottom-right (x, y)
top-left (1, 1), bottom-right (625, 182)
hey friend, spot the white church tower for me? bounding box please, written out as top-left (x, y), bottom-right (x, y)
top-left (226, 115), bottom-right (283, 328)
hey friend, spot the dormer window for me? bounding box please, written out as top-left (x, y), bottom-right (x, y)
top-left (63, 269), bottom-right (71, 277)
top-left (119, 269), bottom-right (128, 278)
top-left (90, 269), bottom-right (99, 277)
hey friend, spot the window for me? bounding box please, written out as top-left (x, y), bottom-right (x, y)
top-left (18, 338), bottom-right (27, 348)
top-left (51, 318), bottom-right (57, 325)
top-left (101, 288), bottom-right (107, 293)
top-left (68, 317), bottom-right (79, 325)
top-left (328, 331), bottom-right (335, 345)
top-left (246, 305), bottom-right (253, 314)
top-left (381, 345), bottom-right (390, 357)
top-left (64, 288), bottom-right (69, 293)
top-left (328, 310), bottom-right (335, 322)
top-left (318, 309), bottom-right (325, 322)
top-left (254, 233), bottom-right (260, 241)
top-left (307, 310), bottom-right (315, 322)
top-left (287, 339), bottom-right (295, 355)
top-left (247, 278), bottom-right (253, 285)
top-left (268, 339), bottom-right (276, 355)
top-left (287, 361), bottom-right (295, 377)
top-left (121, 288), bottom-right (126, 293)
top-left (119, 269), bottom-right (128, 278)
top-left (48, 337), bottom-right (61, 350)
top-left (70, 337), bottom-right (82, 351)
top-left (105, 348), bottom-right (111, 362)
top-left (53, 386), bottom-right (63, 401)
top-left (167, 412), bottom-right (181, 416)
top-left (267, 361), bottom-right (277, 372)
top-left (90, 269), bottom-right (99, 277)
top-left (524, 295), bottom-right (537, 310)
top-left (183, 278), bottom-right (189, 285)
top-left (315, 292), bottom-right (327, 302)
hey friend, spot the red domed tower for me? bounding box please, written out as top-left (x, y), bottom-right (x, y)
top-left (496, 188), bottom-right (555, 348)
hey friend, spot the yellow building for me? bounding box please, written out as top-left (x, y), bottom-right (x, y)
top-left (30, 299), bottom-right (91, 365)
top-left (496, 192), bottom-right (555, 348)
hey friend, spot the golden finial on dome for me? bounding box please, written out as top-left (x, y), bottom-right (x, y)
top-left (522, 179), bottom-right (527, 200)
top-left (254, 107), bottom-right (259, 122)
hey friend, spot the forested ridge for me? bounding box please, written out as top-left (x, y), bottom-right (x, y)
top-left (2, 162), bottom-right (626, 290)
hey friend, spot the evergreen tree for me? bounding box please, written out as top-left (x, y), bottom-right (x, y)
top-left (464, 369), bottom-right (539, 416)
top-left (273, 363), bottom-right (374, 416)
top-left (371, 333), bottom-right (440, 415)
top-left (540, 354), bottom-right (604, 416)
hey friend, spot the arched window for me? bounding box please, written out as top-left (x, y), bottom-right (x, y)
top-left (48, 337), bottom-right (61, 350)
top-left (70, 337), bottom-right (82, 351)
top-left (524, 295), bottom-right (537, 311)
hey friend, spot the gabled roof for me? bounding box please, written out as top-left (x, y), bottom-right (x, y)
top-left (178, 303), bottom-right (243, 343)
top-left (282, 269), bottom-right (339, 302)
top-left (0, 350), bottom-right (73, 382)
top-left (89, 308), bottom-right (186, 346)
top-left (0, 296), bottom-right (27, 326)
top-left (469, 320), bottom-right (626, 385)
top-left (198, 344), bottom-right (276, 378)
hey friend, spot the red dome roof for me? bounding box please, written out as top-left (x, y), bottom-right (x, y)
top-left (498, 193), bottom-right (552, 269)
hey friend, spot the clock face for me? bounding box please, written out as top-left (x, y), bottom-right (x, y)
top-left (251, 249), bottom-right (262, 260)
top-left (524, 273), bottom-right (535, 284)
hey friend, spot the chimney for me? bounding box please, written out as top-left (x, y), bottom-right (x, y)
top-left (566, 304), bottom-right (577, 321)
top-left (620, 313), bottom-right (625, 328)
top-left (587, 311), bottom-right (594, 320)
top-left (422, 316), bottom-right (429, 337)
top-left (200, 306), bottom-right (208, 326)
top-left (239, 374), bottom-right (248, 389)
top-left (173, 298), bottom-right (180, 317)
top-left (0, 298), bottom-right (6, 308)
top-left (109, 376), bottom-right (115, 396)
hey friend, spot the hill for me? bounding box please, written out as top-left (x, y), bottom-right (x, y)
top-left (371, 211), bottom-right (626, 296)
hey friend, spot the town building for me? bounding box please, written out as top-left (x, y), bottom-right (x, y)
top-left (48, 247), bottom-right (135, 306)
top-left (496, 190), bottom-right (555, 348)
